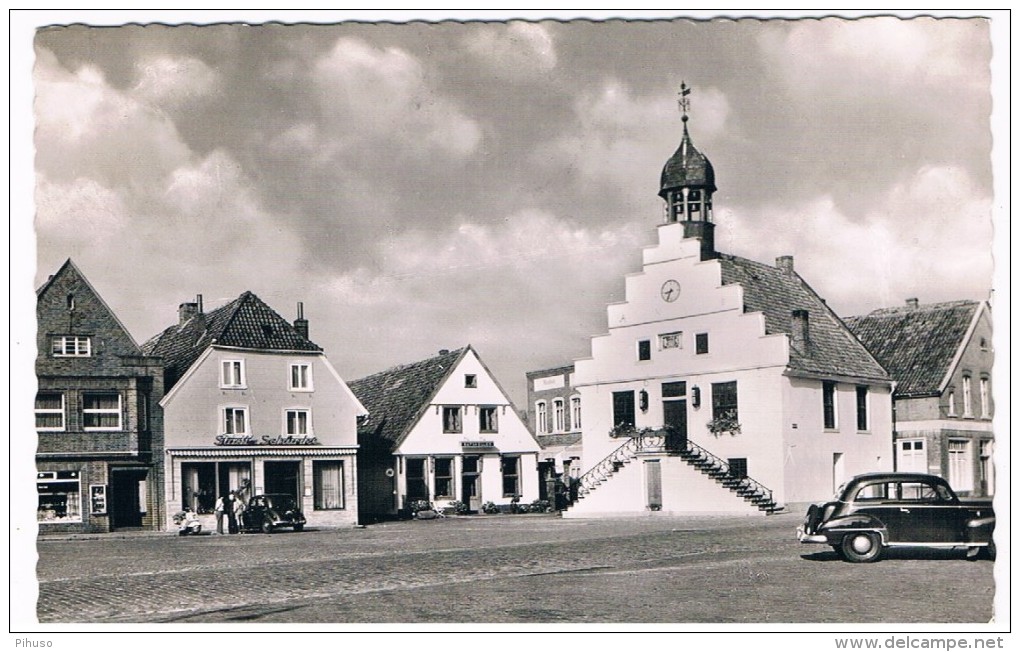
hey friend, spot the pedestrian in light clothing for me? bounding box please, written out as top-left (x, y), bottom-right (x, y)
top-left (214, 495), bottom-right (226, 534)
top-left (232, 492), bottom-right (246, 533)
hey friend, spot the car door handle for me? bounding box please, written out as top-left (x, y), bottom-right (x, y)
top-left (900, 508), bottom-right (910, 513)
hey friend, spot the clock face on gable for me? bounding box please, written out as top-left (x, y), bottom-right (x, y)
top-left (660, 279), bottom-right (681, 302)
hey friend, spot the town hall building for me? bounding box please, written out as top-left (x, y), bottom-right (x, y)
top-left (563, 86), bottom-right (894, 517)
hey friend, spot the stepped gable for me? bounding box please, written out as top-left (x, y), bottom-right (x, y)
top-left (349, 347), bottom-right (466, 452)
top-left (845, 300), bottom-right (979, 397)
top-left (718, 254), bottom-right (888, 381)
top-left (142, 291), bottom-right (321, 390)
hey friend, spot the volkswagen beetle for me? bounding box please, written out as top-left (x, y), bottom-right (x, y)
top-left (240, 494), bottom-right (306, 533)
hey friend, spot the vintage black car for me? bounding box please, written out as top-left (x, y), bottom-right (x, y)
top-left (240, 494), bottom-right (306, 533)
top-left (797, 472), bottom-right (994, 562)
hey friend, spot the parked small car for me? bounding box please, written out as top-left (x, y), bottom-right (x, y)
top-left (240, 494), bottom-right (306, 533)
top-left (797, 472), bottom-right (994, 563)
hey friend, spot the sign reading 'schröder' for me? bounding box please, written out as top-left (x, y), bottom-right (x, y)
top-left (215, 435), bottom-right (320, 446)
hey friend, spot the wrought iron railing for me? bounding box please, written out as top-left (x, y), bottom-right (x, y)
top-left (576, 432), bottom-right (666, 497)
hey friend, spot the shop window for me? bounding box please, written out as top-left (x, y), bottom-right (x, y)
top-left (221, 359), bottom-right (246, 388)
top-left (695, 333), bottom-right (709, 355)
top-left (855, 386), bottom-right (869, 431)
top-left (535, 401), bottom-right (548, 434)
top-left (313, 461), bottom-right (344, 510)
top-left (822, 381), bottom-right (837, 430)
top-left (434, 458), bottom-right (454, 499)
top-left (405, 459), bottom-right (428, 501)
top-left (83, 392), bottom-right (122, 430)
top-left (442, 406), bottom-right (462, 433)
top-left (465, 374), bottom-right (477, 388)
top-left (289, 362), bottom-right (312, 391)
top-left (223, 407), bottom-right (248, 435)
top-left (479, 406), bottom-right (498, 433)
top-left (37, 471), bottom-right (82, 522)
top-left (637, 339), bottom-right (652, 361)
top-left (35, 392), bottom-right (65, 431)
top-left (571, 396), bottom-right (582, 430)
top-left (285, 409), bottom-right (310, 435)
top-left (182, 462), bottom-right (250, 513)
top-left (711, 381), bottom-right (738, 423)
top-left (613, 391), bottom-right (636, 429)
top-left (501, 455), bottom-right (521, 497)
top-left (52, 335), bottom-right (91, 357)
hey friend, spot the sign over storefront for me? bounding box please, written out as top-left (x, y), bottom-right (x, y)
top-left (461, 440), bottom-right (496, 450)
top-left (214, 435), bottom-right (321, 446)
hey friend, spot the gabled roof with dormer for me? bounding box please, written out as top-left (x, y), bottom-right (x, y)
top-left (717, 254), bottom-right (890, 382)
top-left (142, 291), bottom-right (320, 391)
top-left (844, 300), bottom-right (983, 397)
top-left (348, 348), bottom-right (466, 453)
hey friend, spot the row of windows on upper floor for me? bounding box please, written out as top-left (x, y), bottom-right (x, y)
top-left (34, 391), bottom-right (315, 438)
top-left (47, 340), bottom-right (316, 393)
top-left (946, 375), bottom-right (992, 419)
top-left (534, 396), bottom-right (581, 435)
top-left (440, 405), bottom-right (501, 434)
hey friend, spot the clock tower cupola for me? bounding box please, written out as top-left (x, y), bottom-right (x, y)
top-left (659, 82), bottom-right (717, 260)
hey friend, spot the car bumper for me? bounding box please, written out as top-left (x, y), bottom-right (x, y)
top-left (797, 527), bottom-right (828, 544)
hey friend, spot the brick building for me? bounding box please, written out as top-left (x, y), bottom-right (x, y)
top-left (846, 299), bottom-right (995, 496)
top-left (35, 259), bottom-right (165, 533)
top-left (525, 365), bottom-right (583, 499)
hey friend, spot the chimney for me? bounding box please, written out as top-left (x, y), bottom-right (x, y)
top-left (776, 255), bottom-right (794, 272)
top-left (196, 294), bottom-right (203, 314)
top-left (791, 309), bottom-right (810, 353)
top-left (293, 302), bottom-right (309, 340)
top-left (682, 221), bottom-right (716, 260)
top-left (178, 301), bottom-right (199, 325)
top-left (906, 297), bottom-right (919, 310)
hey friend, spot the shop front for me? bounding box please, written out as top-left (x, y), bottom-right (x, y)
top-left (166, 442), bottom-right (359, 531)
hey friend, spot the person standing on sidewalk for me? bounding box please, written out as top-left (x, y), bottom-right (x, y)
top-left (214, 495), bottom-right (226, 534)
top-left (225, 492), bottom-right (238, 534)
top-left (232, 492), bottom-right (247, 533)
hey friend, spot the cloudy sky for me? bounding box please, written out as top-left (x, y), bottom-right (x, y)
top-left (24, 12), bottom-right (999, 406)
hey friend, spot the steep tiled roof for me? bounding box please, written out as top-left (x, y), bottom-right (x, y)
top-left (142, 291), bottom-right (320, 390)
top-left (844, 300), bottom-right (979, 397)
top-left (349, 348), bottom-right (466, 452)
top-left (718, 254), bottom-right (889, 381)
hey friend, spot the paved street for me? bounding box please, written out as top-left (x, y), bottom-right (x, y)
top-left (36, 512), bottom-right (996, 624)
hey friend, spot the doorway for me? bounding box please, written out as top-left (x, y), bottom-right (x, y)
top-left (896, 439), bottom-right (926, 473)
top-left (461, 455), bottom-right (481, 512)
top-left (663, 399), bottom-right (687, 451)
top-left (110, 467), bottom-right (148, 529)
top-left (264, 461), bottom-right (301, 501)
top-left (644, 459), bottom-right (662, 511)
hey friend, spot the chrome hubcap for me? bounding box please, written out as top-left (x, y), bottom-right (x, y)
top-left (852, 535), bottom-right (873, 554)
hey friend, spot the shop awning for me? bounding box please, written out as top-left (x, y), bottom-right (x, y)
top-left (167, 446), bottom-right (358, 458)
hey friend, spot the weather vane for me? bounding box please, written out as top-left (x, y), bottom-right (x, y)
top-left (678, 81), bottom-right (691, 122)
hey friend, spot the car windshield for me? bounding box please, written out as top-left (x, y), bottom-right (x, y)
top-left (265, 495), bottom-right (297, 510)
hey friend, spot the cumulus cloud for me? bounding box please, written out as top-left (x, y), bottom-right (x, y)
top-left (758, 17), bottom-right (990, 98)
top-left (311, 37), bottom-right (481, 158)
top-left (463, 22), bottom-right (557, 76)
top-left (540, 79), bottom-right (730, 206)
top-left (131, 55), bottom-right (220, 108)
top-left (722, 164), bottom-right (993, 315)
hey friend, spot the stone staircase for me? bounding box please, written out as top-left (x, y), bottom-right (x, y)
top-left (567, 430), bottom-right (780, 514)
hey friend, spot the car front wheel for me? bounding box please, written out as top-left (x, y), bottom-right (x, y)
top-left (261, 519), bottom-right (274, 534)
top-left (840, 532), bottom-right (883, 563)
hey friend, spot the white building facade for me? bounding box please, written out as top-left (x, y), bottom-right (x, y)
top-left (566, 91), bottom-right (893, 517)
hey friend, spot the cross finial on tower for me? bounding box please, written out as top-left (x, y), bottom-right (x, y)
top-left (678, 81), bottom-right (691, 123)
